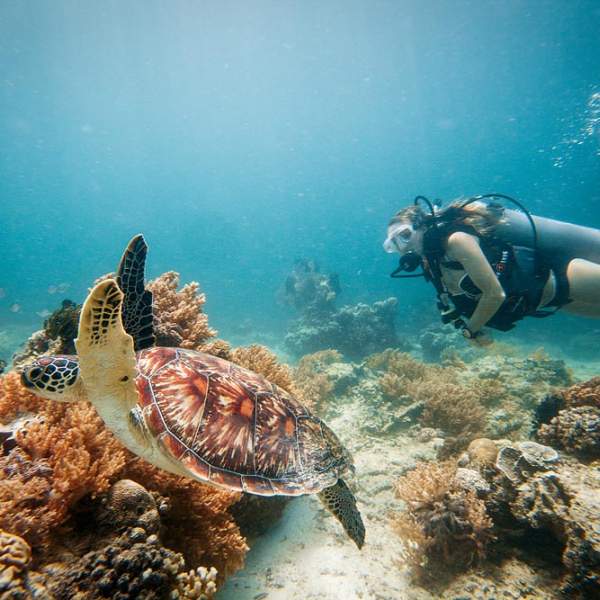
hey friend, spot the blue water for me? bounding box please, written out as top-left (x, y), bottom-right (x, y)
top-left (1, 0), bottom-right (599, 351)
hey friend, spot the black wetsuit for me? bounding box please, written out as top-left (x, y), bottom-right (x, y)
top-left (425, 209), bottom-right (600, 331)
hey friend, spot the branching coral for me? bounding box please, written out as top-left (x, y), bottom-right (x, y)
top-left (292, 350), bottom-right (342, 414)
top-left (0, 371), bottom-right (45, 423)
top-left (393, 461), bottom-right (493, 583)
top-left (147, 271), bottom-right (216, 350)
top-left (0, 372), bottom-right (127, 547)
top-left (229, 345), bottom-right (296, 394)
top-left (365, 349), bottom-right (429, 381)
top-left (366, 350), bottom-right (486, 451)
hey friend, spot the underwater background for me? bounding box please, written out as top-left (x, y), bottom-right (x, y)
top-left (2, 0), bottom-right (600, 353)
top-left (1, 1), bottom-right (600, 599)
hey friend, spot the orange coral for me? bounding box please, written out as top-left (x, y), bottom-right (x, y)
top-left (394, 461), bottom-right (493, 583)
top-left (0, 371), bottom-right (45, 423)
top-left (147, 271), bottom-right (216, 349)
top-left (0, 373), bottom-right (126, 547)
top-left (200, 338), bottom-right (233, 360)
top-left (122, 459), bottom-right (247, 581)
top-left (0, 372), bottom-right (248, 579)
top-left (230, 345), bottom-right (296, 394)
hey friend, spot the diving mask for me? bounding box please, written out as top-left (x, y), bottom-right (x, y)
top-left (383, 223), bottom-right (415, 254)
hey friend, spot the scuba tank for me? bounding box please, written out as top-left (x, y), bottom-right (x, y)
top-left (388, 194), bottom-right (600, 331)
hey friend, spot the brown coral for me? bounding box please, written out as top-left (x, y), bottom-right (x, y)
top-left (365, 350), bottom-right (487, 452)
top-left (417, 380), bottom-right (487, 455)
top-left (230, 345), bottom-right (297, 394)
top-left (366, 349), bottom-right (429, 381)
top-left (147, 271), bottom-right (216, 349)
top-left (292, 350), bottom-right (342, 414)
top-left (561, 377), bottom-right (600, 409)
top-left (536, 377), bottom-right (600, 458)
top-left (393, 461), bottom-right (494, 583)
top-left (0, 529), bottom-right (31, 596)
top-left (538, 406), bottom-right (600, 458)
top-left (122, 459), bottom-right (247, 582)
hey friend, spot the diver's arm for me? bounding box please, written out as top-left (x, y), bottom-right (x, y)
top-left (446, 232), bottom-right (506, 333)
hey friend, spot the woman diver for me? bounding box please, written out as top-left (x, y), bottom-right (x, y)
top-left (383, 194), bottom-right (600, 342)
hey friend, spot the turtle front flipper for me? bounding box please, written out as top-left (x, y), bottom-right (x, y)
top-left (75, 279), bottom-right (138, 410)
top-left (116, 234), bottom-right (155, 351)
top-left (318, 479), bottom-right (365, 549)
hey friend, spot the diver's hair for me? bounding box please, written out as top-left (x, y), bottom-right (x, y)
top-left (388, 205), bottom-right (426, 228)
top-left (389, 199), bottom-right (504, 237)
top-left (449, 199), bottom-right (504, 236)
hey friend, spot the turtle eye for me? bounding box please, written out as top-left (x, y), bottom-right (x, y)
top-left (29, 367), bottom-right (42, 380)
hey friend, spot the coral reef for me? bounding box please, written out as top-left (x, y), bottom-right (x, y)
top-left (281, 263), bottom-right (401, 360)
top-left (536, 377), bottom-right (600, 458)
top-left (42, 299), bottom-right (80, 355)
top-left (11, 330), bottom-right (62, 371)
top-left (122, 459), bottom-right (247, 582)
top-left (538, 406), bottom-right (600, 458)
top-left (12, 301), bottom-right (82, 370)
top-left (393, 461), bottom-right (494, 583)
top-left (282, 258), bottom-right (340, 319)
top-left (285, 297), bottom-right (400, 361)
top-left (364, 350), bottom-right (486, 451)
top-left (147, 271), bottom-right (216, 350)
top-left (0, 372), bottom-right (127, 548)
top-left (291, 350), bottom-right (342, 415)
top-left (456, 439), bottom-right (600, 597)
top-left (0, 370), bottom-right (248, 586)
top-left (229, 344), bottom-right (296, 394)
top-left (0, 480), bottom-right (219, 599)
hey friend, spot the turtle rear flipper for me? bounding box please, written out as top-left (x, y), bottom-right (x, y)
top-left (75, 279), bottom-right (137, 407)
top-left (117, 234), bottom-right (155, 351)
top-left (318, 479), bottom-right (365, 549)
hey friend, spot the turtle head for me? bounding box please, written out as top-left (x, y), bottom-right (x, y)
top-left (21, 355), bottom-right (85, 402)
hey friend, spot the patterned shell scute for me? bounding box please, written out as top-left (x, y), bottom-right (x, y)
top-left (135, 347), bottom-right (347, 496)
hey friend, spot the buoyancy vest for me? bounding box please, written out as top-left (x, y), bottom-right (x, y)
top-left (421, 208), bottom-right (600, 331)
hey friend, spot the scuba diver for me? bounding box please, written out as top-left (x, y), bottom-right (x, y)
top-left (383, 194), bottom-right (600, 343)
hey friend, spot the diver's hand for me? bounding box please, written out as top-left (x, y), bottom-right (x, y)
top-left (468, 330), bottom-right (493, 347)
top-left (455, 319), bottom-right (493, 346)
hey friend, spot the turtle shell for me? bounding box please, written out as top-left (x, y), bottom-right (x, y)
top-left (135, 347), bottom-right (352, 496)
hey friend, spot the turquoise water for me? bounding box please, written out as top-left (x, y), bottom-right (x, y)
top-left (2, 1), bottom-right (599, 354)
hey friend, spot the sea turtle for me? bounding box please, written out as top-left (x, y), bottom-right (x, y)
top-left (21, 236), bottom-right (365, 548)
